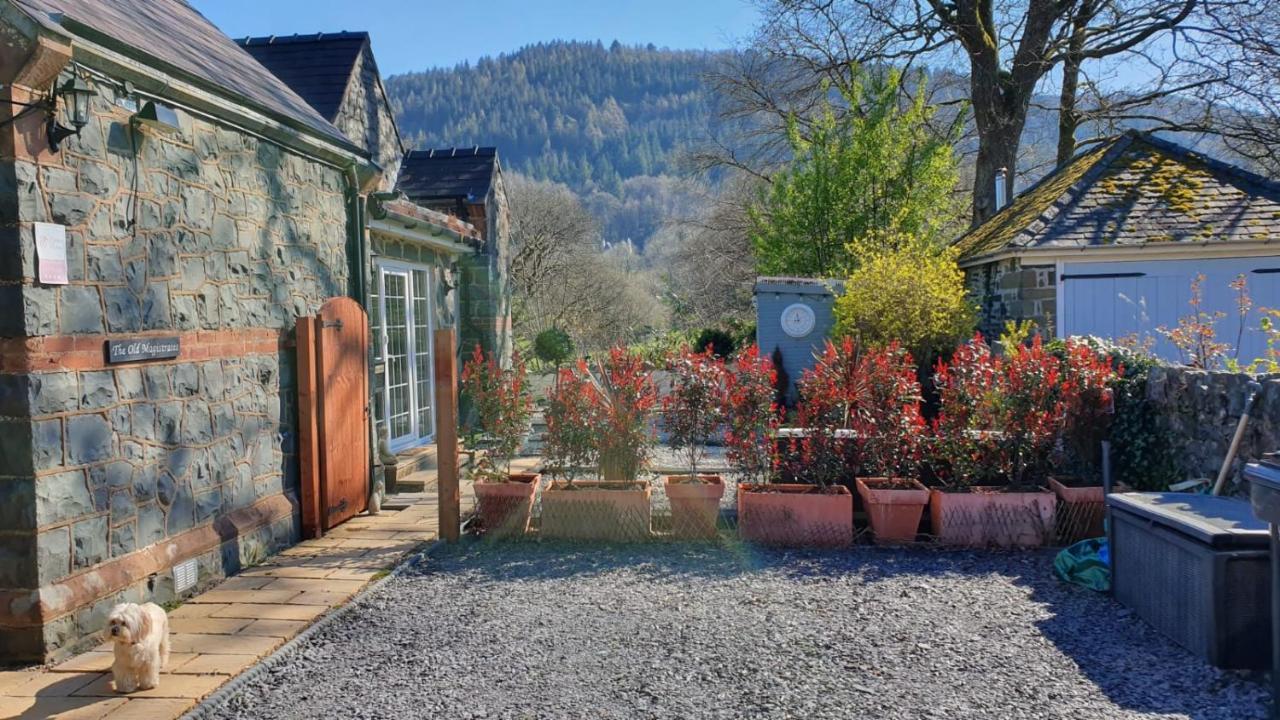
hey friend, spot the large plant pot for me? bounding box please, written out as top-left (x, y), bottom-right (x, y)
top-left (856, 477), bottom-right (929, 544)
top-left (738, 484), bottom-right (853, 548)
top-left (540, 481), bottom-right (652, 541)
top-left (664, 475), bottom-right (725, 539)
top-left (474, 473), bottom-right (540, 537)
top-left (1049, 476), bottom-right (1109, 543)
top-left (929, 488), bottom-right (1057, 547)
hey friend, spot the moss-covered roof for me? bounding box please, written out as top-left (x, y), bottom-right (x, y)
top-left (954, 131), bottom-right (1280, 262)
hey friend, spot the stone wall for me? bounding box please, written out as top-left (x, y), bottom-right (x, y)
top-left (965, 258), bottom-right (1057, 339)
top-left (458, 172), bottom-right (513, 365)
top-left (1141, 366), bottom-right (1280, 488)
top-left (334, 40), bottom-right (403, 192)
top-left (0, 70), bottom-right (350, 661)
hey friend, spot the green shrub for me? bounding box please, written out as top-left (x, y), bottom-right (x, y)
top-left (533, 327), bottom-right (574, 367)
top-left (693, 328), bottom-right (736, 359)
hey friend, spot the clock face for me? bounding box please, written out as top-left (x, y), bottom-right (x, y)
top-left (781, 303), bottom-right (816, 338)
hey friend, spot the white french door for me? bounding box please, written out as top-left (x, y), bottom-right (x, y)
top-left (372, 262), bottom-right (436, 451)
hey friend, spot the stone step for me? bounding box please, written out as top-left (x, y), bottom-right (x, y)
top-left (394, 469), bottom-right (436, 493)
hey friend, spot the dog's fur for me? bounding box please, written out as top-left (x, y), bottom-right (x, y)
top-left (104, 602), bottom-right (170, 693)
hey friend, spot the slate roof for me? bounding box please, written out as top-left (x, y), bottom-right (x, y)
top-left (954, 131), bottom-right (1280, 262)
top-left (397, 147), bottom-right (499, 203)
top-left (11, 0), bottom-right (352, 147)
top-left (236, 32), bottom-right (368, 123)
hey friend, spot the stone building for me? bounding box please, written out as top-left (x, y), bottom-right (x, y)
top-left (239, 34), bottom-right (504, 482)
top-left (398, 147), bottom-right (514, 369)
top-left (955, 131), bottom-right (1280, 361)
top-left (0, 0), bottom-right (398, 663)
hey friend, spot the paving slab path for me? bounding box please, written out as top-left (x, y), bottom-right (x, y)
top-left (0, 487), bottom-right (468, 720)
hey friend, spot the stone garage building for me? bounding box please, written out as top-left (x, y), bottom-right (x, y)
top-left (0, 0), bottom-right (380, 662)
top-left (955, 131), bottom-right (1280, 361)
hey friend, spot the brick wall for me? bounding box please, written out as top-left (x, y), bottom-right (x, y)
top-left (965, 258), bottom-right (1057, 340)
top-left (0, 69), bottom-right (350, 661)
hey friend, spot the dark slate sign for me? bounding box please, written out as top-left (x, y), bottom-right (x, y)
top-left (105, 337), bottom-right (181, 364)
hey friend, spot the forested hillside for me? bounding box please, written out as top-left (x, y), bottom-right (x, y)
top-left (386, 41), bottom-right (720, 195)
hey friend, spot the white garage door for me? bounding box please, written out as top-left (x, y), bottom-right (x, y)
top-left (1059, 256), bottom-right (1280, 365)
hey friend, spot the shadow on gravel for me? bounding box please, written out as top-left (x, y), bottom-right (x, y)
top-left (1020, 577), bottom-right (1269, 719)
top-left (413, 539), bottom-right (1267, 719)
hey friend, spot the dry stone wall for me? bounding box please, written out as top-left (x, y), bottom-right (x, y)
top-left (1142, 366), bottom-right (1280, 487)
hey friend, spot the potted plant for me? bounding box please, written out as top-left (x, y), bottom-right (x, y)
top-left (929, 334), bottom-right (1059, 547)
top-left (722, 343), bottom-right (779, 510)
top-left (660, 346), bottom-right (727, 538)
top-left (1048, 339), bottom-right (1121, 541)
top-left (853, 342), bottom-right (930, 544)
top-left (462, 345), bottom-right (538, 537)
top-left (740, 339), bottom-right (856, 548)
top-left (540, 348), bottom-right (656, 541)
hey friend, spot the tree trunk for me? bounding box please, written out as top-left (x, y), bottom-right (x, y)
top-left (971, 117), bottom-right (1023, 227)
top-left (1056, 54), bottom-right (1083, 168)
top-left (967, 48), bottom-right (1028, 227)
top-left (1056, 0), bottom-right (1096, 167)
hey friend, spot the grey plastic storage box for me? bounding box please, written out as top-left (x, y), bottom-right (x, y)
top-left (1107, 492), bottom-right (1271, 669)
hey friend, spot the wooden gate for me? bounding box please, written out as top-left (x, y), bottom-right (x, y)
top-left (297, 297), bottom-right (370, 536)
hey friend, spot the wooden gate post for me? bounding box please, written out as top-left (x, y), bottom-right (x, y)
top-left (434, 328), bottom-right (460, 542)
top-left (296, 316), bottom-right (323, 539)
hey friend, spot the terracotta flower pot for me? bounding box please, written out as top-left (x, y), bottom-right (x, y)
top-left (540, 480), bottom-right (652, 542)
top-left (664, 475), bottom-right (725, 539)
top-left (856, 477), bottom-right (929, 544)
top-left (1049, 476), bottom-right (1111, 543)
top-left (929, 487), bottom-right (1057, 547)
top-left (473, 473), bottom-right (540, 537)
top-left (737, 484), bottom-right (853, 548)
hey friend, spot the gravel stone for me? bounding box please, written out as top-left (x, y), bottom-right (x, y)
top-left (198, 542), bottom-right (1268, 720)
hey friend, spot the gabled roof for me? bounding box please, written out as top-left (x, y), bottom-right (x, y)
top-left (397, 147), bottom-right (499, 203)
top-left (954, 131), bottom-right (1280, 263)
top-left (11, 0), bottom-right (352, 148)
top-left (236, 31), bottom-right (367, 123)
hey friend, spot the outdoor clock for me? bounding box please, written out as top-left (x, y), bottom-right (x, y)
top-left (780, 302), bottom-right (816, 338)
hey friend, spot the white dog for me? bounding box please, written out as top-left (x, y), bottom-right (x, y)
top-left (104, 602), bottom-right (170, 693)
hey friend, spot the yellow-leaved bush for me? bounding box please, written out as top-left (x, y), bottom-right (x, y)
top-left (834, 232), bottom-right (977, 363)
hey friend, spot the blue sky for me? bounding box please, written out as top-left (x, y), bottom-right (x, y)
top-left (191, 0), bottom-right (760, 76)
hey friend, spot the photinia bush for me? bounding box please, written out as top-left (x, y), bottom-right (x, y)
top-left (933, 333), bottom-right (1095, 488)
top-left (851, 342), bottom-right (926, 479)
top-left (1057, 339), bottom-right (1120, 478)
top-left (723, 345), bottom-right (781, 485)
top-left (790, 337), bottom-right (866, 488)
top-left (542, 360), bottom-right (600, 484)
top-left (660, 346), bottom-right (726, 480)
top-left (588, 347), bottom-right (657, 482)
top-left (461, 345), bottom-right (534, 483)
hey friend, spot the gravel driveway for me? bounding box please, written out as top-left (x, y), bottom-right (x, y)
top-left (199, 542), bottom-right (1268, 720)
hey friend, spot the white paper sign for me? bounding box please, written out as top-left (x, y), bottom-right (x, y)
top-left (34, 222), bottom-right (68, 285)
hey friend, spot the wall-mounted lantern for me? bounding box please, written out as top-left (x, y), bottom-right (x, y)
top-left (47, 75), bottom-right (95, 153)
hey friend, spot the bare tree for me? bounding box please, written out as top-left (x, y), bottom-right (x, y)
top-left (647, 175), bottom-right (762, 328)
top-left (718, 0), bottom-right (1211, 226)
top-left (1185, 2), bottom-right (1280, 174)
top-left (506, 174), bottom-right (667, 351)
